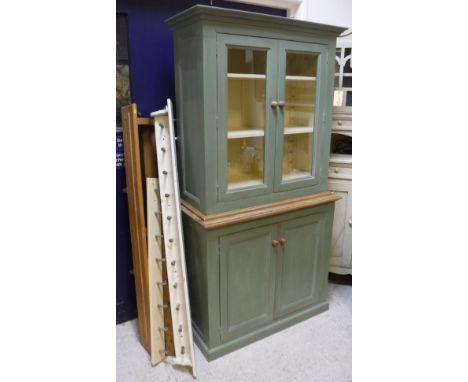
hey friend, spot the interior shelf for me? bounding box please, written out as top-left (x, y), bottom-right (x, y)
top-left (228, 179), bottom-right (263, 190)
top-left (227, 73), bottom-right (266, 79)
top-left (227, 129), bottom-right (265, 139)
top-left (285, 75), bottom-right (316, 81)
top-left (284, 127), bottom-right (313, 135)
top-left (282, 171), bottom-right (311, 181)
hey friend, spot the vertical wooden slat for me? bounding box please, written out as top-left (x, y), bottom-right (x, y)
top-left (141, 126), bottom-right (176, 357)
top-left (121, 104), bottom-right (150, 352)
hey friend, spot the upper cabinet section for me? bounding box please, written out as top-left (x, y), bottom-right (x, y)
top-left (168, 5), bottom-right (346, 215)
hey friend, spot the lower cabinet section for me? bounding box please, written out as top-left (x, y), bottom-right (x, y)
top-left (183, 202), bottom-right (335, 360)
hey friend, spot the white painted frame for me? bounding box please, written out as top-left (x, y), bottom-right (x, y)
top-left (147, 178), bottom-right (166, 366)
top-left (151, 99), bottom-right (197, 378)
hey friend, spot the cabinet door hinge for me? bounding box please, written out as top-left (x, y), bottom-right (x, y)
top-left (216, 184), bottom-right (219, 196)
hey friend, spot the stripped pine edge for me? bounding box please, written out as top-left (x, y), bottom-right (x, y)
top-left (138, 117), bottom-right (155, 125)
top-left (121, 104), bottom-right (151, 352)
top-left (181, 192), bottom-right (341, 229)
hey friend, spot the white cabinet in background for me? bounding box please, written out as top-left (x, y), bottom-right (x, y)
top-left (328, 153), bottom-right (352, 274)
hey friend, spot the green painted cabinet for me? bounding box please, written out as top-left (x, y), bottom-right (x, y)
top-left (183, 203), bottom-right (335, 360)
top-left (167, 5), bottom-right (344, 361)
top-left (167, 5), bottom-right (345, 215)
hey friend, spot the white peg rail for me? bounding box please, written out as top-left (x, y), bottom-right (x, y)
top-left (147, 178), bottom-right (165, 366)
top-left (150, 99), bottom-right (196, 378)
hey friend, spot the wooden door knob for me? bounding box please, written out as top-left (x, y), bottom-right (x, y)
top-left (279, 238), bottom-right (287, 245)
top-left (271, 101), bottom-right (278, 109)
top-left (272, 239), bottom-right (280, 247)
top-left (278, 101), bottom-right (285, 108)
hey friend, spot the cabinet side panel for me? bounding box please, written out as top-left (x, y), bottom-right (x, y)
top-left (320, 40), bottom-right (337, 186)
top-left (202, 24), bottom-right (218, 215)
top-left (183, 214), bottom-right (221, 349)
top-left (182, 214), bottom-right (208, 342)
top-left (174, 26), bottom-right (205, 210)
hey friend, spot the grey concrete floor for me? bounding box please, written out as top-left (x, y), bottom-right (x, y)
top-left (117, 282), bottom-right (351, 382)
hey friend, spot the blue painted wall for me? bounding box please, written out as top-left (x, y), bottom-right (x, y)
top-left (116, 0), bottom-right (286, 324)
top-left (117, 0), bottom-right (286, 116)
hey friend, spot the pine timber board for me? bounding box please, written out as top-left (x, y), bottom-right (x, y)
top-left (140, 124), bottom-right (176, 356)
top-left (138, 117), bottom-right (155, 125)
top-left (121, 104), bottom-right (150, 352)
top-left (121, 104), bottom-right (175, 356)
top-left (181, 192), bottom-right (341, 229)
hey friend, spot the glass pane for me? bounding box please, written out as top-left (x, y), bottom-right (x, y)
top-left (228, 48), bottom-right (266, 74)
top-left (346, 90), bottom-right (352, 107)
top-left (282, 133), bottom-right (313, 180)
top-left (228, 78), bottom-right (265, 132)
top-left (228, 137), bottom-right (264, 190)
top-left (343, 75), bottom-right (352, 88)
top-left (227, 48), bottom-right (267, 190)
top-left (344, 56), bottom-right (352, 74)
top-left (282, 52), bottom-right (317, 181)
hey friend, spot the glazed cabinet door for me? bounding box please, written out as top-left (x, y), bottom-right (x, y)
top-left (328, 179), bottom-right (352, 273)
top-left (274, 213), bottom-right (328, 317)
top-left (217, 34), bottom-right (278, 202)
top-left (274, 41), bottom-right (328, 192)
top-left (219, 224), bottom-right (277, 341)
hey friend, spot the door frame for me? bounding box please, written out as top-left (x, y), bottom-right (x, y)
top-left (216, 33), bottom-right (278, 203)
top-left (274, 41), bottom-right (328, 193)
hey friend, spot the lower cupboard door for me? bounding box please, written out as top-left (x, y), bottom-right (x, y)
top-left (219, 224), bottom-right (277, 341)
top-left (274, 213), bottom-right (326, 317)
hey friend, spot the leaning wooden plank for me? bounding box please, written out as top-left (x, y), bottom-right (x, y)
top-left (147, 178), bottom-right (166, 365)
top-left (121, 104), bottom-right (150, 352)
top-left (141, 126), bottom-right (176, 357)
top-left (151, 99), bottom-right (197, 378)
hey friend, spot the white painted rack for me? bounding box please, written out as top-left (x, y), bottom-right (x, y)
top-left (150, 99), bottom-right (197, 378)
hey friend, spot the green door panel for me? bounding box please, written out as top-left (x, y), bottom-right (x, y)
top-left (274, 213), bottom-right (326, 317)
top-left (274, 41), bottom-right (328, 193)
top-left (220, 224), bottom-right (277, 341)
top-left (216, 34), bottom-right (278, 202)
